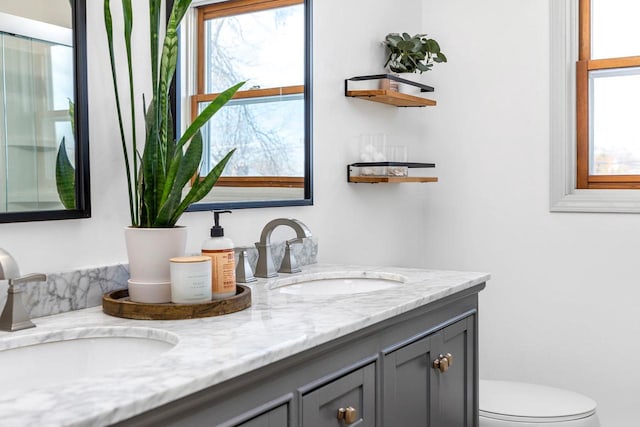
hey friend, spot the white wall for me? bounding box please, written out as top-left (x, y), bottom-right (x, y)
top-left (0, 0), bottom-right (72, 28)
top-left (422, 0), bottom-right (640, 425)
top-left (0, 2), bottom-right (431, 275)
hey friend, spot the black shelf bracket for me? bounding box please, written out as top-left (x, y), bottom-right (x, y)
top-left (345, 74), bottom-right (435, 95)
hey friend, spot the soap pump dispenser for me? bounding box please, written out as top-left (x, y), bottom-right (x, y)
top-left (202, 210), bottom-right (236, 299)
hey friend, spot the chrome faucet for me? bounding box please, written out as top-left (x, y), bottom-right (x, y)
top-left (254, 218), bottom-right (312, 278)
top-left (0, 248), bottom-right (47, 332)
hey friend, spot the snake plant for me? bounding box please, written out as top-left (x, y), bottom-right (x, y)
top-left (104, 0), bottom-right (243, 227)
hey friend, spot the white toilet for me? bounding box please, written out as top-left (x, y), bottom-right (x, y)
top-left (479, 380), bottom-right (601, 427)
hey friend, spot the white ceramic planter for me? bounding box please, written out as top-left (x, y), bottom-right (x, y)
top-left (124, 227), bottom-right (187, 303)
top-left (398, 82), bottom-right (418, 95)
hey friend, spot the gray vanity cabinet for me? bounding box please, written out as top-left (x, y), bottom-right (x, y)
top-left (382, 316), bottom-right (476, 427)
top-left (116, 284), bottom-right (483, 427)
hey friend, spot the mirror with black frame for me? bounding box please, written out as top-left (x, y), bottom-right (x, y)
top-left (176, 0), bottom-right (312, 211)
top-left (0, 0), bottom-right (90, 223)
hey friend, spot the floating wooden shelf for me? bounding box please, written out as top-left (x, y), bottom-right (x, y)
top-left (346, 89), bottom-right (436, 107)
top-left (345, 74), bottom-right (436, 107)
top-left (347, 162), bottom-right (438, 184)
top-left (349, 176), bottom-right (438, 184)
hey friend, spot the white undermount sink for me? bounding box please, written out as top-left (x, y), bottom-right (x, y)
top-left (273, 272), bottom-right (407, 296)
top-left (0, 327), bottom-right (177, 397)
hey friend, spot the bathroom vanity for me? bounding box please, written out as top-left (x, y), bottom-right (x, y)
top-left (0, 265), bottom-right (487, 426)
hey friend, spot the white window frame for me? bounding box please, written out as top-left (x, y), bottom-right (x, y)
top-left (550, 0), bottom-right (640, 212)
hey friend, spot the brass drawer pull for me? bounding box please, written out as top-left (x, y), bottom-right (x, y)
top-left (433, 353), bottom-right (454, 373)
top-left (337, 406), bottom-right (357, 424)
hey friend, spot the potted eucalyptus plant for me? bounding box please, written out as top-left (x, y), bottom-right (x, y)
top-left (383, 32), bottom-right (447, 73)
top-left (104, 0), bottom-right (243, 302)
top-left (383, 32), bottom-right (447, 93)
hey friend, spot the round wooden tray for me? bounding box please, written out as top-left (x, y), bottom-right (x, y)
top-left (102, 285), bottom-right (251, 320)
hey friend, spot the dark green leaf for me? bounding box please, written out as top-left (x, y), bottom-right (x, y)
top-left (169, 149), bottom-right (235, 226)
top-left (158, 0), bottom-right (192, 151)
top-left (56, 137), bottom-right (76, 209)
top-left (141, 99), bottom-right (166, 228)
top-left (154, 131), bottom-right (205, 227)
top-left (104, 0), bottom-right (136, 226)
top-left (397, 40), bottom-right (416, 53)
top-left (150, 0), bottom-right (160, 93)
top-left (176, 81), bottom-right (245, 150)
top-left (424, 39), bottom-right (440, 53)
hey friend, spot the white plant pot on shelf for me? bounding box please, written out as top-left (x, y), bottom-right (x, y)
top-left (383, 72), bottom-right (420, 95)
top-left (124, 226), bottom-right (187, 303)
top-left (398, 83), bottom-right (418, 94)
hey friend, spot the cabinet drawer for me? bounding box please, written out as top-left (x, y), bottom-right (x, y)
top-left (302, 363), bottom-right (375, 427)
top-left (236, 404), bottom-right (288, 427)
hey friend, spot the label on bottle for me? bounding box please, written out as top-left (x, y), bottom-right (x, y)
top-left (202, 248), bottom-right (236, 297)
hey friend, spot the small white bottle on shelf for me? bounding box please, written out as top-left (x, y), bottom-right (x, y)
top-left (202, 210), bottom-right (236, 300)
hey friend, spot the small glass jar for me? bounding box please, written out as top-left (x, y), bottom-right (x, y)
top-left (170, 256), bottom-right (212, 304)
top-left (387, 145), bottom-right (408, 177)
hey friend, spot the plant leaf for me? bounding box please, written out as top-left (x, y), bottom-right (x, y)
top-left (168, 148), bottom-right (236, 226)
top-left (104, 0), bottom-right (136, 225)
top-left (141, 97), bottom-right (166, 227)
top-left (416, 62), bottom-right (429, 72)
top-left (424, 38), bottom-right (440, 53)
top-left (176, 81), bottom-right (245, 151)
top-left (158, 0), bottom-right (192, 157)
top-left (149, 0), bottom-right (160, 93)
top-left (56, 137), bottom-right (76, 209)
top-left (154, 130), bottom-right (204, 226)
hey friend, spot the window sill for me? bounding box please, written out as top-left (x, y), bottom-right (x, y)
top-left (551, 189), bottom-right (640, 213)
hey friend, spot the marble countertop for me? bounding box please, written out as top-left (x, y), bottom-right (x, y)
top-left (0, 264), bottom-right (489, 426)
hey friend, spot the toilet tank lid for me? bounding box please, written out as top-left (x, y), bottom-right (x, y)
top-left (479, 380), bottom-right (597, 423)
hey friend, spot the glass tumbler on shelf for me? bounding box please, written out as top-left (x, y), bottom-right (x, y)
top-left (387, 145), bottom-right (408, 177)
top-left (358, 133), bottom-right (387, 176)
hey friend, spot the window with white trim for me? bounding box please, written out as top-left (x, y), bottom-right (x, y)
top-left (550, 0), bottom-right (640, 212)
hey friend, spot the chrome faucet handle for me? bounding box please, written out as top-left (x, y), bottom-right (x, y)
top-left (8, 273), bottom-right (47, 285)
top-left (278, 238), bottom-right (303, 274)
top-left (0, 272), bottom-right (47, 332)
top-left (235, 249), bottom-right (256, 283)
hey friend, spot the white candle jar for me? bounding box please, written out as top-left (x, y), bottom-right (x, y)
top-left (170, 256), bottom-right (212, 304)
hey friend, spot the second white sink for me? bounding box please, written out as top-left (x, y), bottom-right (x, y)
top-left (273, 272), bottom-right (407, 296)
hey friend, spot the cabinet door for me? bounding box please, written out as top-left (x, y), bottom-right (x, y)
top-left (302, 363), bottom-right (375, 427)
top-left (236, 404), bottom-right (288, 427)
top-left (383, 316), bottom-right (476, 427)
top-left (382, 334), bottom-right (435, 426)
top-left (432, 316), bottom-right (476, 427)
